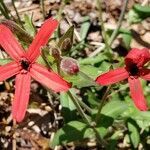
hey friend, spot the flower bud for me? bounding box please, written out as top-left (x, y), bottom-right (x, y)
top-left (51, 47), bottom-right (61, 60)
top-left (60, 57), bottom-right (79, 75)
top-left (60, 38), bottom-right (72, 53)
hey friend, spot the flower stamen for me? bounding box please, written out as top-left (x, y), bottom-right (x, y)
top-left (20, 58), bottom-right (30, 72)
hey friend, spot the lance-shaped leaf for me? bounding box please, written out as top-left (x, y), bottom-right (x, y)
top-left (80, 16), bottom-right (90, 41)
top-left (24, 14), bottom-right (36, 36)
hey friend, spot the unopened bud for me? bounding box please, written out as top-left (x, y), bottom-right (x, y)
top-left (60, 57), bottom-right (79, 75)
top-left (51, 47), bottom-right (61, 60)
top-left (60, 38), bottom-right (72, 53)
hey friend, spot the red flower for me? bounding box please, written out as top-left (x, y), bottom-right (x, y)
top-left (96, 48), bottom-right (150, 111)
top-left (0, 18), bottom-right (71, 122)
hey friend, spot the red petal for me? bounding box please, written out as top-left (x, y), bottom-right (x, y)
top-left (0, 25), bottom-right (25, 61)
top-left (12, 73), bottom-right (31, 122)
top-left (128, 77), bottom-right (148, 111)
top-left (30, 63), bottom-right (71, 92)
top-left (0, 62), bottom-right (20, 81)
top-left (140, 68), bottom-right (150, 81)
top-left (96, 67), bottom-right (129, 85)
top-left (125, 48), bottom-right (150, 68)
top-left (27, 18), bottom-right (58, 62)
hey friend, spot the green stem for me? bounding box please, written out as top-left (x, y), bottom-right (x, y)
top-left (67, 90), bottom-right (91, 125)
top-left (71, 93), bottom-right (93, 114)
top-left (0, 1), bottom-right (10, 19)
top-left (96, 0), bottom-right (111, 53)
top-left (12, 0), bottom-right (24, 29)
top-left (40, 0), bottom-right (46, 19)
top-left (67, 90), bottom-right (104, 145)
top-left (108, 0), bottom-right (129, 46)
top-left (95, 85), bottom-right (111, 124)
top-left (57, 0), bottom-right (65, 20)
top-left (107, 84), bottom-right (128, 98)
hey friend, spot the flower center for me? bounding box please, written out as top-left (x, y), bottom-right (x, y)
top-left (20, 59), bottom-right (30, 71)
top-left (128, 64), bottom-right (139, 76)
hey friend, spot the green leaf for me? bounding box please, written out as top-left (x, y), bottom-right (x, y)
top-left (128, 9), bottom-right (142, 24)
top-left (58, 26), bottom-right (74, 54)
top-left (127, 119), bottom-right (140, 148)
top-left (106, 140), bottom-right (117, 150)
top-left (86, 90), bottom-right (99, 107)
top-left (50, 121), bottom-right (94, 148)
top-left (134, 4), bottom-right (150, 16)
top-left (80, 16), bottom-right (90, 41)
top-left (24, 14), bottom-right (36, 36)
top-left (79, 54), bottom-right (108, 65)
top-left (101, 100), bottom-right (128, 118)
top-left (60, 92), bottom-right (77, 123)
top-left (65, 65), bottom-right (99, 88)
top-left (128, 4), bottom-right (150, 24)
top-left (96, 114), bottom-right (114, 138)
top-left (0, 58), bottom-right (12, 65)
top-left (121, 33), bottom-right (132, 49)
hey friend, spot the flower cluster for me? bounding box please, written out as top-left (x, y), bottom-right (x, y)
top-left (0, 18), bottom-right (150, 123)
top-left (96, 48), bottom-right (150, 111)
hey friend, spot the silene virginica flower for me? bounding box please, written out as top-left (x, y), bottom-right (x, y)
top-left (96, 48), bottom-right (150, 111)
top-left (0, 18), bottom-right (71, 122)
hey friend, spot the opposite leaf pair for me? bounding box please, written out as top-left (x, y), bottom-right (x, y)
top-left (96, 48), bottom-right (150, 111)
